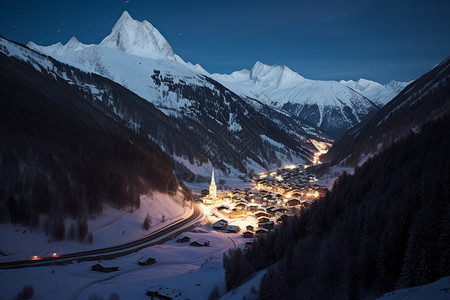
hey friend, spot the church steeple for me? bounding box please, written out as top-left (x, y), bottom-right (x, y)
top-left (209, 168), bottom-right (216, 199)
top-left (211, 168), bottom-right (215, 185)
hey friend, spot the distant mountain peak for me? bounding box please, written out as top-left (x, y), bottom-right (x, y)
top-left (249, 61), bottom-right (306, 88)
top-left (99, 10), bottom-right (175, 59)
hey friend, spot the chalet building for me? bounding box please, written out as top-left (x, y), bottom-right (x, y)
top-left (234, 202), bottom-right (247, 210)
top-left (254, 211), bottom-right (270, 219)
top-left (225, 225), bottom-right (241, 233)
top-left (246, 225), bottom-right (254, 231)
top-left (176, 236), bottom-right (191, 243)
top-left (91, 263), bottom-right (118, 273)
top-left (255, 228), bottom-right (269, 236)
top-left (273, 208), bottom-right (288, 214)
top-left (146, 285), bottom-right (182, 300)
top-left (259, 221), bottom-right (275, 230)
top-left (242, 231), bottom-right (254, 238)
top-left (247, 204), bottom-right (258, 212)
top-left (146, 290), bottom-right (172, 300)
top-left (212, 219), bottom-right (228, 230)
top-left (137, 256), bottom-right (156, 266)
top-left (257, 216), bottom-right (271, 223)
top-left (190, 239), bottom-right (210, 247)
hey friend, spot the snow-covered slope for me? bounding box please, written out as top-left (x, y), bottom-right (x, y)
top-left (377, 276), bottom-right (450, 300)
top-left (341, 78), bottom-right (411, 106)
top-left (212, 62), bottom-right (380, 137)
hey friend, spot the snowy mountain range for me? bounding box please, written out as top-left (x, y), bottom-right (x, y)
top-left (212, 63), bottom-right (384, 137)
top-left (340, 78), bottom-right (411, 106)
top-left (23, 11), bottom-right (411, 174)
top-left (27, 11), bottom-right (409, 139)
top-left (24, 11), bottom-right (338, 175)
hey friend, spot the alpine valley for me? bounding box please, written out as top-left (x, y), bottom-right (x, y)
top-left (1, 7), bottom-right (449, 300)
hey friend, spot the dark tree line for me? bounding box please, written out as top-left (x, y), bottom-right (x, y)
top-left (224, 114), bottom-right (450, 299)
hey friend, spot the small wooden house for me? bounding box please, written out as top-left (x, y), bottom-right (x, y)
top-left (176, 236), bottom-right (191, 243)
top-left (91, 263), bottom-right (118, 273)
top-left (225, 225), bottom-right (241, 233)
top-left (246, 225), bottom-right (254, 232)
top-left (255, 228), bottom-right (269, 236)
top-left (242, 231), bottom-right (254, 238)
top-left (190, 239), bottom-right (210, 247)
top-left (212, 219), bottom-right (228, 230)
top-left (146, 290), bottom-right (172, 300)
top-left (259, 221), bottom-right (275, 230)
top-left (137, 256), bottom-right (156, 266)
top-left (257, 216), bottom-right (270, 223)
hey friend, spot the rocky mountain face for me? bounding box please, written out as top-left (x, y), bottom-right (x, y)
top-left (323, 56), bottom-right (450, 166)
top-left (212, 62), bottom-right (381, 138)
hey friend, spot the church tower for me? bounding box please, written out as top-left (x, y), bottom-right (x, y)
top-left (209, 168), bottom-right (217, 199)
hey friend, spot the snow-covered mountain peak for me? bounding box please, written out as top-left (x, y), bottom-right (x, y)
top-left (99, 10), bottom-right (175, 60)
top-left (339, 78), bottom-right (383, 92)
top-left (249, 61), bottom-right (306, 88)
top-left (63, 36), bottom-right (86, 52)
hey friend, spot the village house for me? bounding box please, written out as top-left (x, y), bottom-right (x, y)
top-left (137, 256), bottom-right (156, 266)
top-left (255, 228), bottom-right (269, 236)
top-left (212, 219), bottom-right (228, 230)
top-left (225, 225), bottom-right (241, 233)
top-left (91, 263), bottom-right (118, 273)
top-left (258, 221), bottom-right (275, 230)
top-left (246, 225), bottom-right (254, 231)
top-left (242, 231), bottom-right (254, 238)
top-left (190, 238), bottom-right (210, 247)
top-left (176, 236), bottom-right (191, 243)
top-left (257, 216), bottom-right (271, 224)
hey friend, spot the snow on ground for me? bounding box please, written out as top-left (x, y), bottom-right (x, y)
top-left (186, 172), bottom-right (254, 195)
top-left (377, 276), bottom-right (450, 300)
top-left (312, 165), bottom-right (354, 190)
top-left (0, 192), bottom-right (191, 262)
top-left (0, 223), bottom-right (252, 300)
top-left (221, 268), bottom-right (267, 300)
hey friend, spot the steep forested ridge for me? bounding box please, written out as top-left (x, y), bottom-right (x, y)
top-left (0, 51), bottom-right (177, 238)
top-left (224, 114), bottom-right (450, 299)
top-left (324, 56), bottom-right (450, 166)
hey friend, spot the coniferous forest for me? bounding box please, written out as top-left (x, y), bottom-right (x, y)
top-left (224, 114), bottom-right (450, 299)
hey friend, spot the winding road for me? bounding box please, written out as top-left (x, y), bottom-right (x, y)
top-left (0, 204), bottom-right (203, 270)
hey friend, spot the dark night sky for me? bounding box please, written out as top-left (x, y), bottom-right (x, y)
top-left (1, 0), bottom-right (449, 83)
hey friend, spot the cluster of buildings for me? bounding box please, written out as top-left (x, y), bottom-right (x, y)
top-left (202, 165), bottom-right (327, 238)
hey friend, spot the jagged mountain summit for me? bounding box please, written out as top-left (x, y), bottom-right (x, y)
top-left (212, 62), bottom-right (380, 137)
top-left (99, 11), bottom-right (175, 59)
top-left (340, 78), bottom-right (411, 106)
top-left (24, 11), bottom-right (331, 176)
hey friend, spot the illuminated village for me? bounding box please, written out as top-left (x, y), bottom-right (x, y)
top-left (202, 164), bottom-right (328, 238)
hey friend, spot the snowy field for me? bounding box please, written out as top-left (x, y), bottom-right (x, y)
top-left (0, 223), bottom-right (252, 299)
top-left (0, 192), bottom-right (190, 262)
